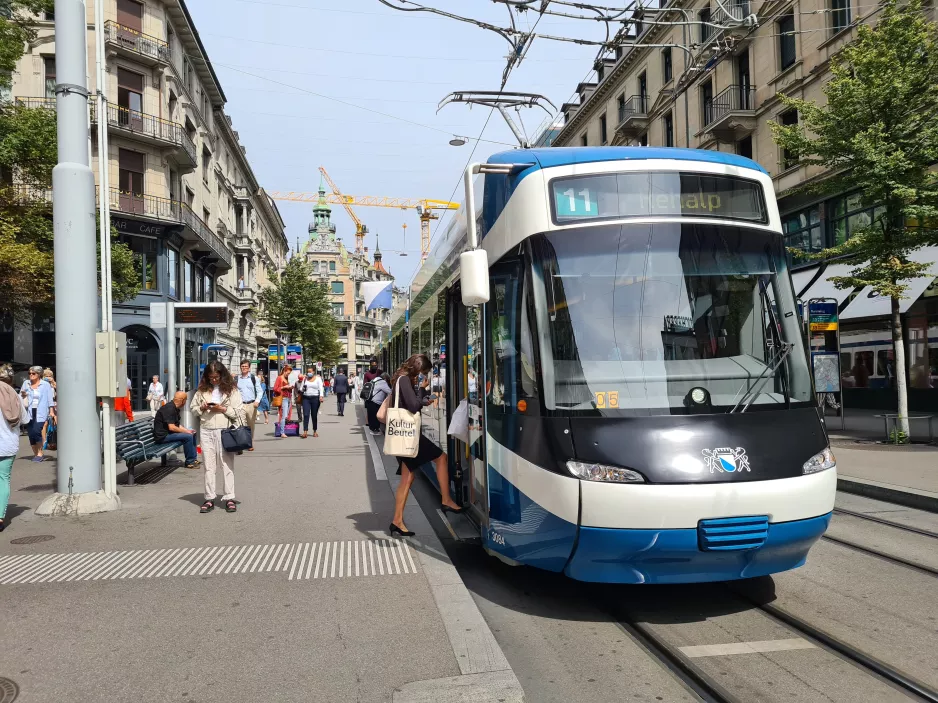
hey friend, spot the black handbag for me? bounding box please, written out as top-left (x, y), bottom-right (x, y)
top-left (221, 425), bottom-right (253, 452)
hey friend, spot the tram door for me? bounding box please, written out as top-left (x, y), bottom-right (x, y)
top-left (448, 286), bottom-right (486, 525)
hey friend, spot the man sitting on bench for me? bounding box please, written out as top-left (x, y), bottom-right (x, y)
top-left (154, 391), bottom-right (200, 469)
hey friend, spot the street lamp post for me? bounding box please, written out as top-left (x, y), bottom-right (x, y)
top-left (37, 0), bottom-right (119, 516)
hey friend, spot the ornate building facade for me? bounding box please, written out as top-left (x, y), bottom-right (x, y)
top-left (299, 185), bottom-right (394, 373)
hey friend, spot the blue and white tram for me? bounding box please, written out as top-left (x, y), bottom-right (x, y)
top-left (389, 147), bottom-right (837, 584)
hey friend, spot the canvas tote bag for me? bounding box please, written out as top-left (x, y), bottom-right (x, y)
top-left (383, 377), bottom-right (420, 458)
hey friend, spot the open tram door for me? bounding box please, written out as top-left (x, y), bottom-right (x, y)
top-left (447, 284), bottom-right (487, 528)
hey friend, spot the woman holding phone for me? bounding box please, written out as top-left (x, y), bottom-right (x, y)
top-left (191, 361), bottom-right (245, 514)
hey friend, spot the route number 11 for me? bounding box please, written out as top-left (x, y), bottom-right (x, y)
top-left (562, 188), bottom-right (592, 213)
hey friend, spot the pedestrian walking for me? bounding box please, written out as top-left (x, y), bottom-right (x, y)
top-left (364, 361), bottom-right (379, 384)
top-left (1, 365), bottom-right (30, 532)
top-left (257, 371), bottom-right (271, 424)
top-left (349, 372), bottom-right (359, 403)
top-left (41, 368), bottom-right (57, 449)
top-left (300, 366), bottom-right (324, 438)
top-left (366, 370), bottom-right (391, 435)
top-left (146, 374), bottom-right (165, 413)
top-left (20, 366), bottom-right (53, 462)
top-left (323, 376), bottom-right (330, 398)
top-left (333, 368), bottom-right (349, 416)
top-left (153, 391), bottom-right (200, 469)
top-left (385, 354), bottom-right (462, 537)
top-left (236, 361), bottom-right (262, 451)
top-left (191, 361), bottom-right (245, 514)
top-left (272, 365), bottom-right (294, 438)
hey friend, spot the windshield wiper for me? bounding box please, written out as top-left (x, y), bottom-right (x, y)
top-left (730, 341), bottom-right (795, 413)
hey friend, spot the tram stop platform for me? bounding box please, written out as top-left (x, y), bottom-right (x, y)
top-left (0, 402), bottom-right (524, 703)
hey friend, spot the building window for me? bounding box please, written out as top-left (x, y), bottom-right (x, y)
top-left (831, 0), bottom-right (851, 32)
top-left (617, 93), bottom-right (625, 123)
top-left (184, 260), bottom-right (193, 302)
top-left (736, 135), bottom-right (753, 159)
top-left (311, 261), bottom-right (319, 273)
top-left (783, 205), bottom-right (823, 259)
top-left (117, 0), bottom-right (143, 31)
top-left (830, 192), bottom-right (886, 246)
top-left (204, 272), bottom-right (213, 302)
top-left (663, 48), bottom-right (673, 83)
top-left (168, 247), bottom-right (178, 298)
top-left (44, 11), bottom-right (54, 20)
top-left (329, 261), bottom-right (336, 272)
top-left (596, 64), bottom-right (604, 82)
top-left (638, 132), bottom-right (648, 147)
top-left (43, 57), bottom-right (56, 99)
top-left (338, 327), bottom-right (347, 337)
top-left (780, 109), bottom-right (799, 169)
top-left (778, 11), bottom-right (796, 70)
top-left (580, 134), bottom-right (588, 147)
top-left (332, 303), bottom-right (344, 317)
top-left (701, 79), bottom-right (714, 126)
top-left (663, 112), bottom-right (674, 147)
top-left (118, 148), bottom-right (145, 211)
top-left (117, 67), bottom-right (144, 123)
top-left (125, 236), bottom-right (157, 291)
top-left (699, 7), bottom-right (712, 42)
top-left (201, 147), bottom-right (211, 183)
top-left (331, 281), bottom-right (344, 294)
top-left (599, 114), bottom-right (608, 145)
top-left (638, 72), bottom-right (647, 112)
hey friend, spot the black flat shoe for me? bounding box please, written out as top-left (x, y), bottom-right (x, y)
top-left (389, 523), bottom-right (415, 537)
top-left (441, 505), bottom-right (464, 515)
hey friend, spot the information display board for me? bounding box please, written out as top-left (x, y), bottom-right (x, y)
top-left (808, 301), bottom-right (838, 332)
top-left (174, 303), bottom-right (228, 329)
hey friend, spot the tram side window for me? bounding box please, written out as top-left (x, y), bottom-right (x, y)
top-left (486, 261), bottom-right (538, 415)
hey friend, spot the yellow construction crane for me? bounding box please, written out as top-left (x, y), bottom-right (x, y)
top-left (270, 169), bottom-right (459, 259)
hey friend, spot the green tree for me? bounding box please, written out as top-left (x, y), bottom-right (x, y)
top-left (257, 257), bottom-right (343, 365)
top-left (770, 0), bottom-right (938, 438)
top-left (0, 2), bottom-right (139, 319)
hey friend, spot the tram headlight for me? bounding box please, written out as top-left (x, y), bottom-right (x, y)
top-left (566, 461), bottom-right (645, 483)
top-left (802, 447), bottom-right (836, 474)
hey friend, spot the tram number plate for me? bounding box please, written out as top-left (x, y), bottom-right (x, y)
top-left (594, 391), bottom-right (619, 409)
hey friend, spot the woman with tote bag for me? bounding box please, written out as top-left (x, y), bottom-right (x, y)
top-left (385, 354), bottom-right (462, 537)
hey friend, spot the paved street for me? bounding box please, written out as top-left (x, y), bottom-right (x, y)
top-left (0, 403), bottom-right (516, 703)
top-left (2, 406), bottom-right (937, 702)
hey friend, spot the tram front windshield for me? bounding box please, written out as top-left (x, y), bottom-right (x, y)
top-left (529, 223), bottom-right (813, 415)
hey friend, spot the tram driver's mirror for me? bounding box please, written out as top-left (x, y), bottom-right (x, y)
top-left (460, 249), bottom-right (490, 305)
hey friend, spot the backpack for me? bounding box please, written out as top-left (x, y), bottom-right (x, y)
top-left (361, 380), bottom-right (375, 401)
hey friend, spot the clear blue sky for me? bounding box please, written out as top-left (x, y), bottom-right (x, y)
top-left (188, 0), bottom-right (604, 285)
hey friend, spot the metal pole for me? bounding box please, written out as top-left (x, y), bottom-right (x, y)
top-left (179, 328), bottom-right (190, 428)
top-left (49, 0), bottom-right (105, 500)
top-left (166, 303), bottom-right (176, 396)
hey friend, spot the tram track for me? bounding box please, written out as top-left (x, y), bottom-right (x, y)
top-left (833, 507), bottom-right (938, 539)
top-left (609, 607), bottom-right (741, 703)
top-left (736, 595), bottom-right (938, 703)
top-left (820, 534), bottom-right (938, 577)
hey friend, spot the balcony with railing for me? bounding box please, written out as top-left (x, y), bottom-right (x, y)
top-left (103, 21), bottom-right (170, 66)
top-left (105, 188), bottom-right (232, 269)
top-left (615, 95), bottom-right (650, 140)
top-left (17, 97), bottom-right (196, 170)
top-left (703, 85), bottom-right (757, 140)
top-left (92, 103), bottom-right (196, 168)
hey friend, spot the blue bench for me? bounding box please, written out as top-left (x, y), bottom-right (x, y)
top-left (115, 419), bottom-right (185, 486)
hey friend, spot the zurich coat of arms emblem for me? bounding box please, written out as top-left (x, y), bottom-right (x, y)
top-left (701, 447), bottom-right (751, 474)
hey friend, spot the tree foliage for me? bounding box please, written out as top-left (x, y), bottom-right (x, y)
top-left (257, 257), bottom-right (343, 366)
top-left (769, 0), bottom-right (938, 434)
top-left (0, 3), bottom-right (140, 318)
top-left (770, 0), bottom-right (938, 297)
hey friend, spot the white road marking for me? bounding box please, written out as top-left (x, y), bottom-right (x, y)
top-left (0, 539), bottom-right (419, 586)
top-left (363, 426), bottom-right (388, 481)
top-left (679, 638), bottom-right (816, 658)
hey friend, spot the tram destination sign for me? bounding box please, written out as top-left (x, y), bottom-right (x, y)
top-left (174, 303), bottom-right (228, 329)
top-left (808, 301), bottom-right (839, 332)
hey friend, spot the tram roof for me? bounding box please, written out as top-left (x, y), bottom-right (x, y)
top-left (487, 147), bottom-right (769, 179)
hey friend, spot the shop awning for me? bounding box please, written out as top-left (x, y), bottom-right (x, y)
top-left (840, 247), bottom-right (938, 320)
top-left (796, 263), bottom-right (858, 304)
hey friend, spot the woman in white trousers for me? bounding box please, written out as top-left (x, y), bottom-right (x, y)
top-left (191, 361), bottom-right (245, 514)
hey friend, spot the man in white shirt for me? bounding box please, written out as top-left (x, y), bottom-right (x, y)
top-left (236, 361), bottom-right (262, 450)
